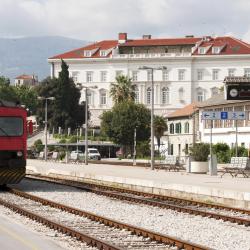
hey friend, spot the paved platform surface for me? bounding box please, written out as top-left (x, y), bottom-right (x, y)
top-left (0, 214), bottom-right (63, 250)
top-left (27, 159), bottom-right (250, 208)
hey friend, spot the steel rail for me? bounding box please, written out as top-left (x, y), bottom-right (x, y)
top-left (8, 187), bottom-right (210, 250)
top-left (0, 196), bottom-right (122, 250)
top-left (25, 175), bottom-right (250, 226)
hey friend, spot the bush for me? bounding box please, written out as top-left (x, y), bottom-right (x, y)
top-left (33, 139), bottom-right (44, 152)
top-left (230, 146), bottom-right (248, 157)
top-left (212, 143), bottom-right (230, 163)
top-left (59, 138), bottom-right (67, 144)
top-left (136, 140), bottom-right (150, 158)
top-left (189, 143), bottom-right (210, 162)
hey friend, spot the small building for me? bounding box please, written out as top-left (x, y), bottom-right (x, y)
top-left (166, 102), bottom-right (198, 158)
top-left (197, 93), bottom-right (250, 149)
top-left (15, 74), bottom-right (38, 87)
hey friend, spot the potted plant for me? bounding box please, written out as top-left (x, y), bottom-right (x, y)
top-left (189, 143), bottom-right (210, 173)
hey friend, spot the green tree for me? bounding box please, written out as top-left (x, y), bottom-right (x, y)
top-left (36, 60), bottom-right (86, 131)
top-left (101, 101), bottom-right (151, 155)
top-left (212, 142), bottom-right (230, 163)
top-left (0, 76), bottom-right (18, 102)
top-left (110, 75), bottom-right (135, 104)
top-left (154, 115), bottom-right (167, 154)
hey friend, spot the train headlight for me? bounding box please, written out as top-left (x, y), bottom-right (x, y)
top-left (17, 151), bottom-right (23, 157)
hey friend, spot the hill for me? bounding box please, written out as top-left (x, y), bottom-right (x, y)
top-left (0, 36), bottom-right (89, 82)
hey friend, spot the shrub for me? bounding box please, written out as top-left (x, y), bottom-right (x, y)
top-left (59, 138), bottom-right (67, 144)
top-left (212, 143), bottom-right (230, 163)
top-left (136, 140), bottom-right (150, 158)
top-left (189, 143), bottom-right (210, 162)
top-left (33, 139), bottom-right (44, 152)
top-left (230, 146), bottom-right (248, 157)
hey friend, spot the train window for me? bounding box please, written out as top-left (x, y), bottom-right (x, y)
top-left (0, 117), bottom-right (23, 136)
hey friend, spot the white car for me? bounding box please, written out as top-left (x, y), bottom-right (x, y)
top-left (87, 148), bottom-right (101, 160)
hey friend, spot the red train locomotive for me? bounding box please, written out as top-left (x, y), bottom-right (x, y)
top-left (0, 100), bottom-right (32, 185)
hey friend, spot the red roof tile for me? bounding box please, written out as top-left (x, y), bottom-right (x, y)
top-left (15, 74), bottom-right (34, 80)
top-left (168, 103), bottom-right (197, 118)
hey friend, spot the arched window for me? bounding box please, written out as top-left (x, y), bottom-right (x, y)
top-left (100, 90), bottom-right (107, 105)
top-left (179, 87), bottom-right (184, 101)
top-left (134, 86), bottom-right (139, 103)
top-left (184, 122), bottom-right (189, 133)
top-left (197, 88), bottom-right (205, 102)
top-left (175, 122), bottom-right (182, 134)
top-left (146, 87), bottom-right (151, 104)
top-left (161, 87), bottom-right (169, 104)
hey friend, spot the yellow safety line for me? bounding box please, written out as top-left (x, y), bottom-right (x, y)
top-left (0, 224), bottom-right (40, 250)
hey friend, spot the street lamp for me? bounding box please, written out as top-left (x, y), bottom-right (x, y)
top-left (38, 96), bottom-right (55, 161)
top-left (77, 84), bottom-right (98, 165)
top-left (138, 66), bottom-right (167, 170)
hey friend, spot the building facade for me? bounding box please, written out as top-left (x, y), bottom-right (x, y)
top-left (198, 93), bottom-right (250, 149)
top-left (48, 33), bottom-right (250, 126)
top-left (15, 74), bottom-right (38, 87)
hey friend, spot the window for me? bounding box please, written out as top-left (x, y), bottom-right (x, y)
top-left (161, 87), bottom-right (169, 104)
top-left (100, 91), bottom-right (107, 105)
top-left (87, 92), bottom-right (92, 105)
top-left (84, 51), bottom-right (91, 57)
top-left (175, 123), bottom-right (182, 134)
top-left (86, 71), bottom-right (93, 82)
top-left (228, 68), bottom-right (235, 77)
top-left (198, 47), bottom-right (206, 54)
top-left (169, 123), bottom-right (174, 134)
top-left (100, 50), bottom-right (106, 57)
top-left (71, 71), bottom-right (79, 83)
top-left (179, 87), bottom-right (184, 101)
top-left (212, 69), bottom-right (219, 80)
top-left (116, 70), bottom-right (123, 77)
top-left (100, 71), bottom-right (107, 82)
top-left (146, 87), bottom-right (151, 104)
top-left (162, 70), bottom-right (168, 81)
top-left (178, 69), bottom-right (185, 81)
top-left (147, 70), bottom-right (152, 81)
top-left (0, 117), bottom-right (23, 136)
top-left (134, 86), bottom-right (139, 103)
top-left (212, 47), bottom-right (220, 54)
top-left (197, 70), bottom-right (203, 81)
top-left (197, 88), bottom-right (205, 102)
top-left (184, 122), bottom-right (189, 133)
top-left (132, 71), bottom-right (138, 81)
top-left (244, 68), bottom-right (250, 77)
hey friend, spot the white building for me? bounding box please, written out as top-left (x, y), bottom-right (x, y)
top-left (48, 33), bottom-right (250, 126)
top-left (198, 93), bottom-right (250, 149)
top-left (15, 74), bottom-right (38, 86)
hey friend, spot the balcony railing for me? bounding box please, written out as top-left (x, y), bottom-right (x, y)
top-left (111, 52), bottom-right (191, 59)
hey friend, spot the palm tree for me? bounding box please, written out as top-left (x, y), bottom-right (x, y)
top-left (110, 75), bottom-right (135, 104)
top-left (154, 115), bottom-right (168, 155)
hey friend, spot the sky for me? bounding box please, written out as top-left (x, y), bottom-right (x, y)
top-left (1, 0), bottom-right (250, 42)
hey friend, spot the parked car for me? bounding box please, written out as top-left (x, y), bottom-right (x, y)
top-left (87, 148), bottom-right (101, 160)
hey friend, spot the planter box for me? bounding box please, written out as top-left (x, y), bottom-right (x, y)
top-left (190, 161), bottom-right (209, 173)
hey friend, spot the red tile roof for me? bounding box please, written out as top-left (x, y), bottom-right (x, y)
top-left (168, 103), bottom-right (197, 118)
top-left (15, 74), bottom-right (34, 80)
top-left (192, 37), bottom-right (250, 55)
top-left (49, 35), bottom-right (250, 60)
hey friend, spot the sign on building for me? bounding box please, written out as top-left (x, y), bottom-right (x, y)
top-left (202, 111), bottom-right (247, 120)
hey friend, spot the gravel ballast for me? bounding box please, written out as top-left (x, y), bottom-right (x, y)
top-left (12, 179), bottom-right (250, 250)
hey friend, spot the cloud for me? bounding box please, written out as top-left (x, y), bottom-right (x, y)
top-left (0, 0), bottom-right (250, 42)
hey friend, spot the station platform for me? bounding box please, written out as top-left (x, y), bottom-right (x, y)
top-left (26, 159), bottom-right (250, 209)
top-left (0, 214), bottom-right (63, 250)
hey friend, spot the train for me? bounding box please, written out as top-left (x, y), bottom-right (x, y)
top-left (0, 99), bottom-right (32, 185)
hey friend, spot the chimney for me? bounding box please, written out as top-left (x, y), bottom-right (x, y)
top-left (118, 33), bottom-right (127, 44)
top-left (142, 35), bottom-right (151, 40)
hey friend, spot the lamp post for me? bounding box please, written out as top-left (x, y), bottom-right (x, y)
top-left (77, 84), bottom-right (98, 165)
top-left (38, 96), bottom-right (55, 161)
top-left (138, 66), bottom-right (167, 170)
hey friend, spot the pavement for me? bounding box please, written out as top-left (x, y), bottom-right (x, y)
top-left (26, 159), bottom-right (250, 209)
top-left (0, 214), bottom-right (64, 250)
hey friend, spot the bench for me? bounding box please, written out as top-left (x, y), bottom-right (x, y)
top-left (51, 152), bottom-right (59, 161)
top-left (221, 157), bottom-right (249, 178)
top-left (38, 151), bottom-right (44, 160)
top-left (69, 153), bottom-right (79, 163)
top-left (158, 155), bottom-right (185, 171)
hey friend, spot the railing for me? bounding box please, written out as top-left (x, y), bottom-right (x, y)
top-left (112, 52), bottom-right (191, 59)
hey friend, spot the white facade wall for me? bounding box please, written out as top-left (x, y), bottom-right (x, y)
top-left (49, 54), bottom-right (250, 126)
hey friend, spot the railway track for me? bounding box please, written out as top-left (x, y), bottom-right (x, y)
top-left (0, 187), bottom-right (209, 250)
top-left (25, 175), bottom-right (250, 226)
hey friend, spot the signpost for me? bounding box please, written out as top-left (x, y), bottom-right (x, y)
top-left (202, 111), bottom-right (247, 174)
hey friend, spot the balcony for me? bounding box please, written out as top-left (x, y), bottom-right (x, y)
top-left (111, 52), bottom-right (191, 59)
